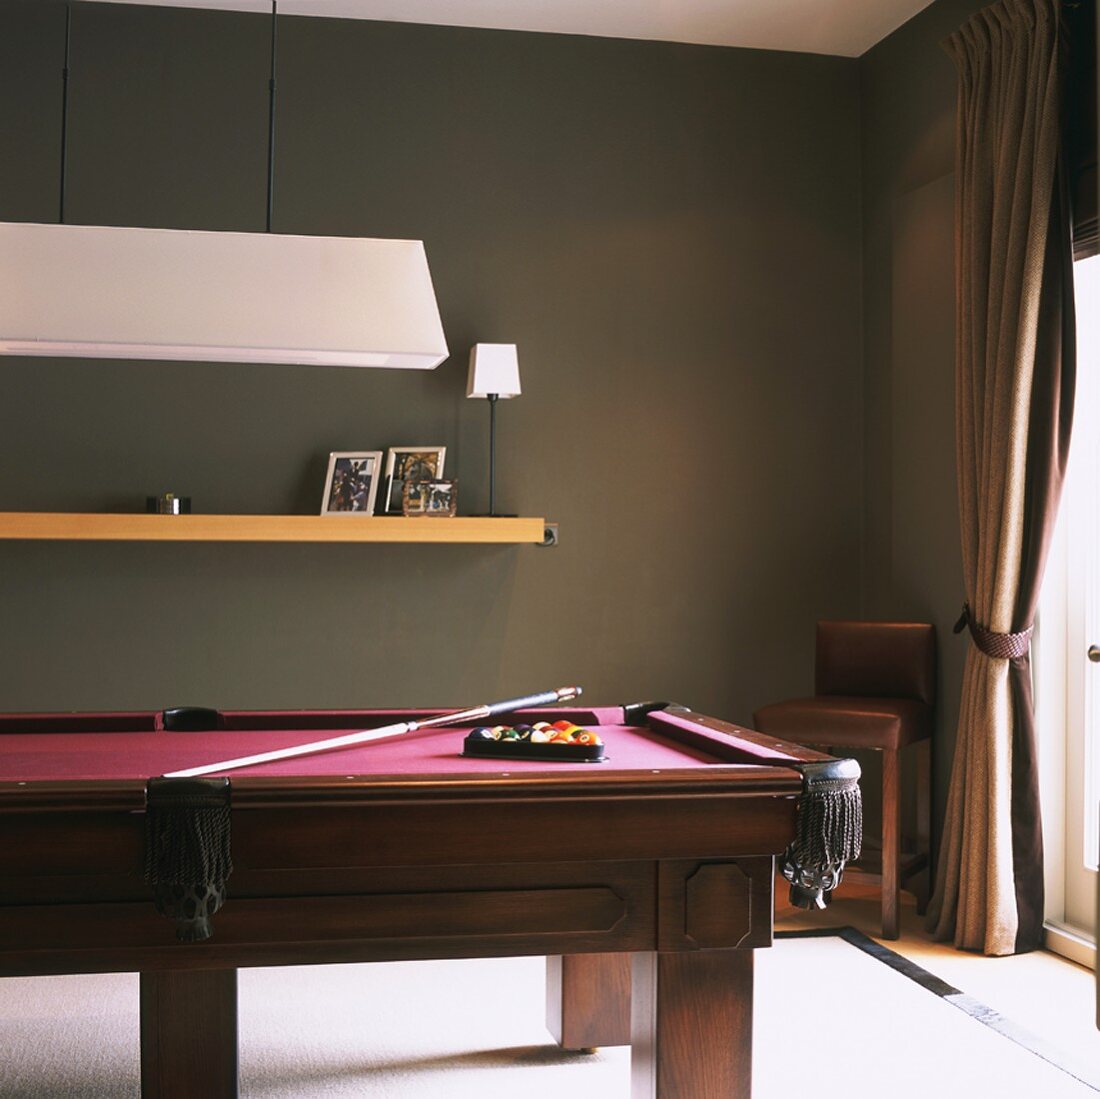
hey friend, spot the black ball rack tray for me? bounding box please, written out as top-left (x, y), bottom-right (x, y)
top-left (461, 732), bottom-right (606, 763)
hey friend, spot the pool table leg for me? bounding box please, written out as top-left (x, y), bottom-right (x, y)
top-left (630, 949), bottom-right (753, 1098)
top-left (545, 953), bottom-right (632, 1050)
top-left (140, 969), bottom-right (239, 1098)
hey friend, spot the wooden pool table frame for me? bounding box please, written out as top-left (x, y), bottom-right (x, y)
top-left (0, 705), bottom-right (833, 1098)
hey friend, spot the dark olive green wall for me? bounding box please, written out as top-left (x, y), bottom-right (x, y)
top-left (858, 0), bottom-right (989, 832)
top-left (0, 1), bottom-right (862, 716)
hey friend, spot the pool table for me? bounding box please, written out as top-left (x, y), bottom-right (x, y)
top-left (0, 701), bottom-right (859, 1098)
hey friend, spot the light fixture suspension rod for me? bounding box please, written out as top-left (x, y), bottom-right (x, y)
top-left (59, 3), bottom-right (72, 224)
top-left (266, 0), bottom-right (278, 232)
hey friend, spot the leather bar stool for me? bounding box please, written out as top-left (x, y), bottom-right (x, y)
top-left (753, 621), bottom-right (936, 939)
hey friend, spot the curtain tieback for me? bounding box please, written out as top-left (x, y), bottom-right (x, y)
top-left (952, 602), bottom-right (1033, 659)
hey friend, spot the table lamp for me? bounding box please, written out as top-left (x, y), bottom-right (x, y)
top-left (466, 344), bottom-right (521, 517)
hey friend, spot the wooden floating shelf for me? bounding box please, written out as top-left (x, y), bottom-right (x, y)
top-left (0, 513), bottom-right (548, 544)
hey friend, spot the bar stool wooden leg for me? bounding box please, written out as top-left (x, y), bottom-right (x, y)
top-left (882, 748), bottom-right (900, 940)
top-left (914, 738), bottom-right (931, 915)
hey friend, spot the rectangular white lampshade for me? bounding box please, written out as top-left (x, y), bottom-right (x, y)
top-left (466, 343), bottom-right (521, 398)
top-left (0, 222), bottom-right (449, 369)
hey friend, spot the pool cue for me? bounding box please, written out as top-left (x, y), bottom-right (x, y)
top-left (162, 686), bottom-right (583, 779)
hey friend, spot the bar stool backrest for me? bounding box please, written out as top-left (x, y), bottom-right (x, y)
top-left (815, 621), bottom-right (936, 706)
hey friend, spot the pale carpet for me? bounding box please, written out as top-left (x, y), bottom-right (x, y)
top-left (1, 933), bottom-right (1097, 1097)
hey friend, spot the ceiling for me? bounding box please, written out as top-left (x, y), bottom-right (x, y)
top-left (79, 0), bottom-right (937, 58)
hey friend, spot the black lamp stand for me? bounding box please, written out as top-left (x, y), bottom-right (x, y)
top-left (483, 393), bottom-right (515, 518)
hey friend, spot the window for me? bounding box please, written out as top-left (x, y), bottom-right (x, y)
top-left (1037, 252), bottom-right (1100, 963)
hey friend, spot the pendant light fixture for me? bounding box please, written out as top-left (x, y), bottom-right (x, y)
top-left (0, 2), bottom-right (448, 370)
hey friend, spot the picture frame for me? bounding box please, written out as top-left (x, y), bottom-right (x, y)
top-left (320, 451), bottom-right (383, 515)
top-left (383, 446), bottom-right (446, 514)
top-left (403, 478), bottom-right (458, 518)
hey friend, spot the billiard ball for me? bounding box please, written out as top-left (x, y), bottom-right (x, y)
top-left (530, 730), bottom-right (551, 743)
top-left (469, 727), bottom-right (496, 740)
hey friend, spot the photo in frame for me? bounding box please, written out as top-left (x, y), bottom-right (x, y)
top-left (320, 451), bottom-right (383, 514)
top-left (403, 478), bottom-right (458, 517)
top-left (383, 446), bottom-right (446, 514)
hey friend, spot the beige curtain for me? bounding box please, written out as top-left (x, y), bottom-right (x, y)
top-left (932, 0), bottom-right (1076, 955)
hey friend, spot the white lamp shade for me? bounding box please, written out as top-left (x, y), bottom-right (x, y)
top-left (466, 343), bottom-right (521, 398)
top-left (0, 221), bottom-right (449, 369)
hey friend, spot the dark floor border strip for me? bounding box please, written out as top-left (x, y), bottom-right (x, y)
top-left (777, 926), bottom-right (1100, 1093)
